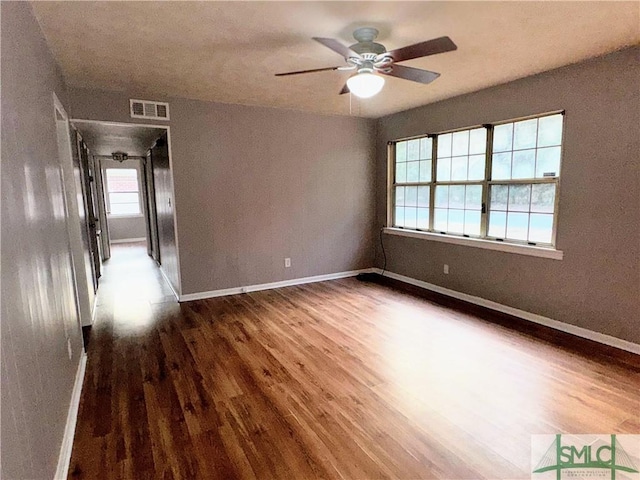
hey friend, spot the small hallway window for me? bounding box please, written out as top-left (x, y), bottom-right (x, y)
top-left (105, 168), bottom-right (141, 216)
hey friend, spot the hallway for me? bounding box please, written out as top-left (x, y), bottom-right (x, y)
top-left (90, 242), bottom-right (177, 338)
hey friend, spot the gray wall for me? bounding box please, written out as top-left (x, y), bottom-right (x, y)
top-left (101, 159), bottom-right (147, 242)
top-left (1, 3), bottom-right (85, 479)
top-left (108, 216), bottom-right (147, 241)
top-left (375, 47), bottom-right (640, 344)
top-left (69, 89), bottom-right (377, 296)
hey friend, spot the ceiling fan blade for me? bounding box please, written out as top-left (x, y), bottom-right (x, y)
top-left (387, 36), bottom-right (457, 63)
top-left (339, 84), bottom-right (350, 95)
top-left (383, 64), bottom-right (441, 84)
top-left (275, 66), bottom-right (341, 76)
top-left (312, 37), bottom-right (358, 59)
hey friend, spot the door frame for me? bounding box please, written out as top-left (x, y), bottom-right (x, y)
top-left (53, 93), bottom-right (93, 329)
top-left (69, 119), bottom-right (182, 295)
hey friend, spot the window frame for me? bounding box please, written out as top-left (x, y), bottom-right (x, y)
top-left (104, 166), bottom-right (143, 218)
top-left (387, 110), bottom-right (564, 251)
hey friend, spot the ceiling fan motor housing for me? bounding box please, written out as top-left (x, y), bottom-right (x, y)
top-left (350, 27), bottom-right (387, 55)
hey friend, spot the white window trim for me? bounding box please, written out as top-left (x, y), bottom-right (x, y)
top-left (107, 214), bottom-right (145, 219)
top-left (104, 166), bottom-right (143, 217)
top-left (388, 110), bottom-right (565, 254)
top-left (384, 227), bottom-right (563, 260)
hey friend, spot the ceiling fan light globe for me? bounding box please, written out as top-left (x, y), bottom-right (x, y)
top-left (346, 72), bottom-right (384, 98)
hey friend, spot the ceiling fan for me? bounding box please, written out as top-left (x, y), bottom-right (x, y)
top-left (276, 27), bottom-right (457, 98)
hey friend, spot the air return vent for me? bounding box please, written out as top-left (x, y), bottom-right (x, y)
top-left (130, 99), bottom-right (170, 120)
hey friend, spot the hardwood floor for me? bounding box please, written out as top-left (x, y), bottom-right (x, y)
top-left (69, 243), bottom-right (640, 479)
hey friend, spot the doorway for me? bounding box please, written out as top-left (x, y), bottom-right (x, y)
top-left (68, 120), bottom-right (180, 315)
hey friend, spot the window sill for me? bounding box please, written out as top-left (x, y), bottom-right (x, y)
top-left (383, 227), bottom-right (563, 260)
top-left (107, 214), bottom-right (144, 219)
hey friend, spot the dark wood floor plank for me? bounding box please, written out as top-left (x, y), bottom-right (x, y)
top-left (68, 243), bottom-right (640, 479)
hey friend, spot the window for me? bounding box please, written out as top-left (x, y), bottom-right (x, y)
top-left (105, 168), bottom-right (141, 216)
top-left (390, 112), bottom-right (563, 248)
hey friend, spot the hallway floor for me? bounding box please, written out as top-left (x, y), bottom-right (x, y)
top-left (69, 244), bottom-right (640, 479)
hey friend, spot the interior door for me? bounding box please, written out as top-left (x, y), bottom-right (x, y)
top-left (70, 128), bottom-right (96, 307)
top-left (145, 149), bottom-right (161, 263)
top-left (78, 138), bottom-right (101, 288)
top-left (94, 158), bottom-right (111, 261)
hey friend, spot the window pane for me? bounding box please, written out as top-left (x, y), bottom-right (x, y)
top-left (437, 157), bottom-right (451, 181)
top-left (396, 162), bottom-right (407, 183)
top-left (469, 128), bottom-right (487, 155)
top-left (417, 186), bottom-right (430, 207)
top-left (110, 203), bottom-right (140, 215)
top-left (529, 214), bottom-right (553, 243)
top-left (407, 139), bottom-right (420, 161)
top-left (531, 184), bottom-right (555, 213)
top-left (434, 208), bottom-right (448, 231)
top-left (488, 211), bottom-right (507, 238)
top-left (419, 160), bottom-right (432, 182)
top-left (405, 186), bottom-right (418, 207)
top-left (490, 185), bottom-right (508, 210)
top-left (537, 114), bottom-right (563, 147)
top-left (536, 146), bottom-right (561, 178)
top-left (435, 186), bottom-right (449, 208)
top-left (395, 207), bottom-right (404, 227)
top-left (449, 185), bottom-right (465, 209)
top-left (508, 184), bottom-right (531, 212)
top-left (437, 133), bottom-right (452, 158)
top-left (512, 149), bottom-right (536, 179)
top-left (465, 185), bottom-right (482, 210)
top-left (417, 208), bottom-right (429, 229)
top-left (404, 207), bottom-right (417, 229)
top-left (106, 169), bottom-right (139, 193)
top-left (513, 119), bottom-right (538, 150)
top-left (406, 161), bottom-right (420, 182)
top-left (468, 154), bottom-right (485, 181)
top-left (395, 186), bottom-right (405, 207)
top-left (506, 212), bottom-right (529, 240)
top-left (452, 130), bottom-right (469, 156)
top-left (464, 210), bottom-right (481, 236)
top-left (448, 209), bottom-right (464, 234)
top-left (391, 114), bottom-right (560, 245)
top-left (110, 192), bottom-right (139, 204)
top-left (420, 137), bottom-right (432, 159)
top-left (493, 123), bottom-right (513, 152)
top-left (396, 142), bottom-right (407, 162)
top-left (451, 156), bottom-right (468, 181)
top-left (492, 152), bottom-right (511, 180)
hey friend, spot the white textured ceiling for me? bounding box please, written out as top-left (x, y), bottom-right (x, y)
top-left (32, 1), bottom-right (639, 118)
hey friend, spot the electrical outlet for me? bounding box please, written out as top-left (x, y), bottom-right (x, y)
top-left (444, 264), bottom-right (449, 275)
top-left (67, 338), bottom-right (73, 360)
top-left (285, 258), bottom-right (291, 268)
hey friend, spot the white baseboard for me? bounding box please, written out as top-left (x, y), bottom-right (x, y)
top-left (374, 269), bottom-right (640, 356)
top-left (109, 237), bottom-right (146, 244)
top-left (55, 352), bottom-right (87, 480)
top-left (179, 268), bottom-right (375, 302)
top-left (159, 266), bottom-right (180, 302)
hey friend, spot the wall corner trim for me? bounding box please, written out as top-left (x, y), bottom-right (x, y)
top-left (159, 265), bottom-right (181, 301)
top-left (179, 268), bottom-right (376, 302)
top-left (373, 269), bottom-right (640, 356)
top-left (55, 352), bottom-right (87, 480)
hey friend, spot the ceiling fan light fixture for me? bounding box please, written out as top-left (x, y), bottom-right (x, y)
top-left (346, 71), bottom-right (385, 98)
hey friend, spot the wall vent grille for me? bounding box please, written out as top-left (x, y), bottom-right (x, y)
top-left (130, 99), bottom-right (170, 120)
